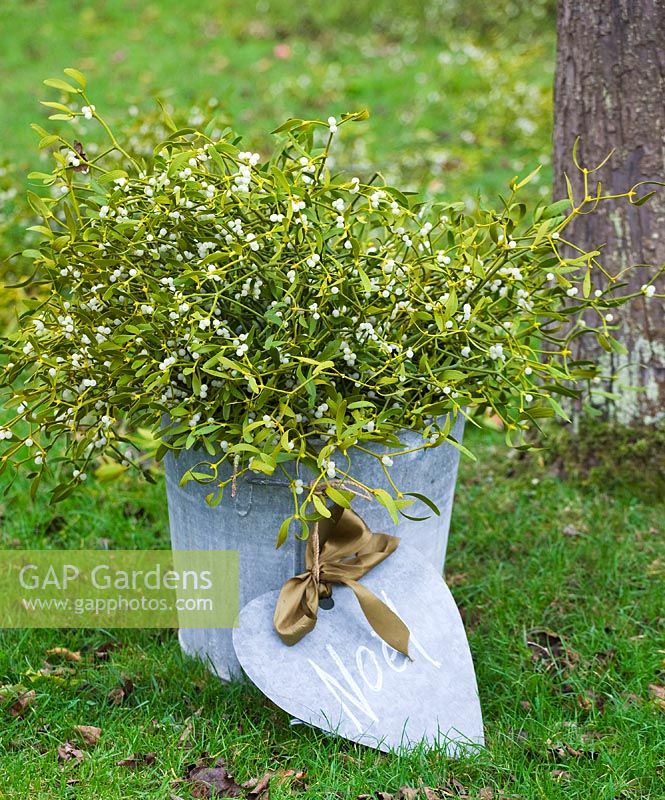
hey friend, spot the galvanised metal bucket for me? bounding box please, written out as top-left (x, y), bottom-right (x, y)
top-left (165, 416), bottom-right (465, 680)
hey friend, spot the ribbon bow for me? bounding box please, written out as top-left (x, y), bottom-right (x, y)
top-left (273, 505), bottom-right (410, 657)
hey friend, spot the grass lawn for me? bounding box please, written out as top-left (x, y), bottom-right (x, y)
top-left (0, 429), bottom-right (663, 799)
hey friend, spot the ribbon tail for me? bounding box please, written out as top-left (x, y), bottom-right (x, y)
top-left (273, 575), bottom-right (319, 646)
top-left (345, 579), bottom-right (411, 658)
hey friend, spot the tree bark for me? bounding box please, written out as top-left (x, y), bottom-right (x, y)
top-left (553, 0), bottom-right (665, 425)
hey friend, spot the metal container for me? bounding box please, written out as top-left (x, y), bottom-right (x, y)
top-left (165, 416), bottom-right (465, 680)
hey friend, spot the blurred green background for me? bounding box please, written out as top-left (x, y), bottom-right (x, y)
top-left (1, 1), bottom-right (556, 279)
top-left (1, 0), bottom-right (555, 194)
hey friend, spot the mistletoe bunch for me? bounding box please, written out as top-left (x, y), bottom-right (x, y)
top-left (0, 71), bottom-right (659, 536)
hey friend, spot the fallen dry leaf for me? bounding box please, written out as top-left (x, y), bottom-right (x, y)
top-left (243, 771), bottom-right (272, 798)
top-left (273, 768), bottom-right (306, 793)
top-left (179, 719), bottom-right (196, 746)
top-left (180, 758), bottom-right (305, 799)
top-left (577, 689), bottom-right (606, 713)
top-left (446, 777), bottom-right (469, 797)
top-left (58, 741), bottom-right (85, 764)
top-left (526, 629), bottom-right (578, 672)
top-left (186, 757), bottom-right (244, 798)
top-left (623, 692), bottom-right (642, 706)
top-left (551, 769), bottom-right (571, 780)
top-left (478, 789), bottom-right (494, 800)
top-left (38, 661), bottom-right (77, 678)
top-left (178, 707), bottom-right (203, 747)
top-left (74, 725), bottom-right (101, 747)
top-left (649, 684), bottom-right (665, 709)
top-left (577, 693), bottom-right (593, 711)
top-left (580, 732), bottom-right (604, 745)
top-left (242, 768), bottom-right (306, 798)
top-left (108, 674), bottom-right (134, 705)
top-left (93, 641), bottom-right (121, 660)
top-left (46, 647), bottom-right (81, 663)
top-left (108, 686), bottom-right (125, 704)
top-left (547, 739), bottom-right (582, 758)
top-left (279, 768), bottom-right (305, 780)
top-left (1, 688), bottom-right (36, 718)
top-left (594, 648), bottom-right (616, 664)
top-left (546, 739), bottom-right (597, 760)
top-left (117, 752), bottom-right (157, 768)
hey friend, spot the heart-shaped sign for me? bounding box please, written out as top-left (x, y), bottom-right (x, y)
top-left (233, 544), bottom-right (484, 753)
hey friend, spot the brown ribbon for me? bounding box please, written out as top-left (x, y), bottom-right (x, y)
top-left (273, 505), bottom-right (411, 657)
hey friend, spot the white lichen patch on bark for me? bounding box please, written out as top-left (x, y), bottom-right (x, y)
top-left (554, 0), bottom-right (665, 426)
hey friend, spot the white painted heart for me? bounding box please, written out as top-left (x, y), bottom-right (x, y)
top-left (233, 544), bottom-right (484, 753)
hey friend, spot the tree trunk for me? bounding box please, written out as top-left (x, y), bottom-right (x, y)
top-left (553, 0), bottom-right (665, 425)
